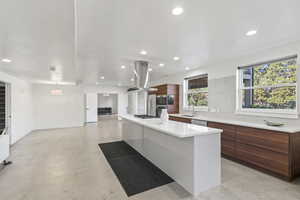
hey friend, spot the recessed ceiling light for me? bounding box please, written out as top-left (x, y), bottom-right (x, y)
top-left (159, 63), bottom-right (165, 67)
top-left (140, 50), bottom-right (147, 55)
top-left (1, 58), bottom-right (12, 63)
top-left (172, 7), bottom-right (184, 16)
top-left (130, 78), bottom-right (134, 82)
top-left (246, 30), bottom-right (257, 36)
top-left (100, 76), bottom-right (105, 80)
top-left (185, 67), bottom-right (190, 70)
top-left (148, 68), bottom-right (153, 72)
top-left (121, 65), bottom-right (126, 69)
top-left (173, 57), bottom-right (180, 61)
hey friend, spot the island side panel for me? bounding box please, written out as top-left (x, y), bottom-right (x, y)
top-left (122, 119), bottom-right (144, 153)
top-left (142, 127), bottom-right (195, 194)
top-left (193, 134), bottom-right (221, 196)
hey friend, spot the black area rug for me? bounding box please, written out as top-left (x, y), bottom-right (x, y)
top-left (99, 141), bottom-right (174, 196)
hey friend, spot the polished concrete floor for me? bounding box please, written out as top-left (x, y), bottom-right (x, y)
top-left (0, 118), bottom-right (300, 200)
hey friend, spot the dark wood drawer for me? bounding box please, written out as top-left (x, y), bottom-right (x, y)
top-left (236, 126), bottom-right (289, 154)
top-left (208, 122), bottom-right (235, 131)
top-left (222, 139), bottom-right (235, 157)
top-left (208, 122), bottom-right (236, 141)
top-left (236, 143), bottom-right (290, 176)
top-left (169, 116), bottom-right (191, 124)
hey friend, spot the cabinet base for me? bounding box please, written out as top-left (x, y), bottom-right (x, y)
top-left (222, 154), bottom-right (293, 182)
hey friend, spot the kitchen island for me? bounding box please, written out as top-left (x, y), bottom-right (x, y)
top-left (169, 113), bottom-right (300, 181)
top-left (121, 114), bottom-right (223, 196)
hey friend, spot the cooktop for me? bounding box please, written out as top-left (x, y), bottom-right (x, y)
top-left (134, 115), bottom-right (158, 119)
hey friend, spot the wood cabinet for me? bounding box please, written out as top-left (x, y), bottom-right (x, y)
top-left (149, 84), bottom-right (179, 114)
top-left (236, 126), bottom-right (289, 154)
top-left (169, 116), bottom-right (192, 124)
top-left (153, 85), bottom-right (167, 95)
top-left (235, 143), bottom-right (289, 176)
top-left (208, 122), bottom-right (236, 158)
top-left (207, 121), bottom-right (300, 181)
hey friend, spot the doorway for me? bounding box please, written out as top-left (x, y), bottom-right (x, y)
top-left (85, 93), bottom-right (98, 123)
top-left (97, 93), bottom-right (118, 121)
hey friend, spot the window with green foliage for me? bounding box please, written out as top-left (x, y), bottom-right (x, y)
top-left (184, 75), bottom-right (208, 108)
top-left (237, 55), bottom-right (298, 115)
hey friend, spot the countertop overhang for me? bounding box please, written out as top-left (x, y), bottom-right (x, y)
top-left (121, 115), bottom-right (222, 138)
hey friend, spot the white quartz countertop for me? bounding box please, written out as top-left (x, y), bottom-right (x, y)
top-left (121, 115), bottom-right (222, 138)
top-left (169, 114), bottom-right (300, 133)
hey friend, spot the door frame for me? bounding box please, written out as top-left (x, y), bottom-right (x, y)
top-left (84, 93), bottom-right (98, 123)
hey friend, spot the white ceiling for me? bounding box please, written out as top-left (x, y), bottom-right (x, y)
top-left (1, 0), bottom-right (300, 86)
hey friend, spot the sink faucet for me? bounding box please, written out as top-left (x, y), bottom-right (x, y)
top-left (192, 105), bottom-right (196, 115)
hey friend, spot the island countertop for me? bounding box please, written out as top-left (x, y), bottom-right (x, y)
top-left (121, 114), bottom-right (222, 138)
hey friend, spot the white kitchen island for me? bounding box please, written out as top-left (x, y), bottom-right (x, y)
top-left (121, 114), bottom-right (223, 196)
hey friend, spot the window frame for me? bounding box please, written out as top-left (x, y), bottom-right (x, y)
top-left (183, 74), bottom-right (209, 112)
top-left (236, 55), bottom-right (299, 119)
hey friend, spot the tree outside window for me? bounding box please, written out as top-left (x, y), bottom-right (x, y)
top-left (238, 55), bottom-right (297, 113)
top-left (184, 75), bottom-right (208, 109)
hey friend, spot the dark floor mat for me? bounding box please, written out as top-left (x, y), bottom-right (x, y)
top-left (99, 141), bottom-right (138, 159)
top-left (99, 141), bottom-right (174, 196)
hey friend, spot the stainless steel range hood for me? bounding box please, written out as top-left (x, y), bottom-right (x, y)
top-left (128, 61), bottom-right (157, 92)
top-left (134, 61), bottom-right (149, 89)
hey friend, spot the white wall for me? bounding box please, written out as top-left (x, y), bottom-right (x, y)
top-left (98, 94), bottom-right (118, 114)
top-left (0, 71), bottom-right (33, 144)
top-left (31, 84), bottom-right (128, 130)
top-left (151, 40), bottom-right (300, 121)
top-left (32, 84), bottom-right (85, 130)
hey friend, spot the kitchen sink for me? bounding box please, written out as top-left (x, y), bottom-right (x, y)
top-left (182, 114), bottom-right (195, 117)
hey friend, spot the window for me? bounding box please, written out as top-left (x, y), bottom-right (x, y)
top-left (237, 55), bottom-right (298, 118)
top-left (184, 74), bottom-right (208, 110)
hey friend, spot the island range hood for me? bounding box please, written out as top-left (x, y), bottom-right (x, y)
top-left (128, 61), bottom-right (157, 92)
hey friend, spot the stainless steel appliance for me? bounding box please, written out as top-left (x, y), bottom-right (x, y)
top-left (127, 60), bottom-right (158, 116)
top-left (191, 119), bottom-right (207, 126)
top-left (129, 60), bottom-right (157, 92)
top-left (167, 95), bottom-right (175, 105)
top-left (134, 115), bottom-right (157, 119)
top-left (156, 95), bottom-right (175, 106)
top-left (156, 95), bottom-right (167, 105)
top-left (148, 94), bottom-right (156, 116)
top-left (127, 91), bottom-right (138, 115)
